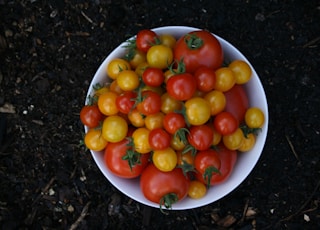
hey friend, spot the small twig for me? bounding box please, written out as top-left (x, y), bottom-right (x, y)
top-left (81, 10), bottom-right (95, 25)
top-left (238, 198), bottom-right (250, 225)
top-left (32, 177), bottom-right (56, 206)
top-left (69, 201), bottom-right (91, 230)
top-left (285, 135), bottom-right (300, 162)
top-left (303, 36), bottom-right (320, 48)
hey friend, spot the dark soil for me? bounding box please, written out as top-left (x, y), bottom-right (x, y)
top-left (1, 0), bottom-right (319, 229)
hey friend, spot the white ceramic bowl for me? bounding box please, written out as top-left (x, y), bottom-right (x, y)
top-left (85, 26), bottom-right (268, 210)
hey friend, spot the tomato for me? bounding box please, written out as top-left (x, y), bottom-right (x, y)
top-left (135, 61), bottom-right (149, 77)
top-left (144, 112), bottom-right (164, 130)
top-left (194, 149), bottom-right (221, 186)
top-left (210, 125), bottom-right (222, 146)
top-left (229, 60), bottom-right (252, 84)
top-left (80, 105), bottom-right (104, 128)
top-left (214, 67), bottom-right (236, 92)
top-left (166, 73), bottom-right (197, 101)
top-left (187, 124), bottom-right (213, 151)
top-left (209, 144), bottom-right (237, 185)
top-left (132, 127), bottom-right (151, 154)
top-left (159, 34), bottom-right (176, 49)
top-left (194, 66), bottom-right (216, 92)
top-left (213, 111), bottom-right (239, 136)
top-left (107, 58), bottom-right (131, 80)
top-left (128, 49), bottom-right (147, 69)
top-left (115, 91), bottom-right (136, 114)
top-left (140, 164), bottom-right (189, 210)
top-left (116, 70), bottom-right (140, 91)
top-left (170, 134), bottom-right (186, 151)
top-left (223, 127), bottom-right (244, 150)
top-left (127, 108), bottom-right (145, 127)
top-left (136, 90), bottom-right (162, 116)
top-left (142, 67), bottom-right (164, 87)
top-left (147, 44), bottom-right (173, 69)
top-left (109, 80), bottom-right (124, 94)
top-left (93, 85), bottom-right (109, 98)
top-left (174, 30), bottom-right (223, 73)
top-left (204, 90), bottom-right (226, 116)
top-left (238, 132), bottom-right (256, 152)
top-left (98, 91), bottom-right (119, 116)
top-left (163, 112), bottom-right (186, 135)
top-left (160, 92), bottom-right (182, 114)
top-left (104, 139), bottom-right (149, 178)
top-left (176, 150), bottom-right (195, 175)
top-left (224, 84), bottom-right (249, 123)
top-left (188, 180), bottom-right (207, 199)
top-left (102, 115), bottom-right (128, 143)
top-left (245, 107), bottom-right (265, 128)
top-left (84, 129), bottom-right (108, 151)
top-left (185, 97), bottom-right (211, 126)
top-left (152, 147), bottom-right (177, 172)
top-left (149, 128), bottom-right (171, 150)
top-left (136, 29), bottom-right (158, 53)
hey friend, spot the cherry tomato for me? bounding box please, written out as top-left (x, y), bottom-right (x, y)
top-left (194, 149), bottom-right (221, 186)
top-left (132, 127), bottom-right (151, 154)
top-left (166, 73), bottom-right (197, 101)
top-left (185, 97), bottom-right (211, 126)
top-left (98, 91), bottom-right (119, 116)
top-left (128, 49), bottom-right (147, 69)
top-left (135, 61), bottom-right (149, 77)
top-left (170, 134), bottom-right (186, 151)
top-left (140, 164), bottom-right (189, 209)
top-left (188, 180), bottom-right (207, 199)
top-left (102, 115), bottom-right (128, 143)
top-left (187, 124), bottom-right (213, 151)
top-left (238, 132), bottom-right (256, 152)
top-left (194, 66), bottom-right (216, 92)
top-left (229, 60), bottom-right (252, 84)
top-left (204, 90), bottom-right (226, 116)
top-left (174, 30), bottom-right (223, 73)
top-left (144, 112), bottom-right (164, 130)
top-left (210, 125), bottom-right (222, 146)
top-left (107, 58), bottom-right (131, 80)
top-left (147, 44), bottom-right (173, 69)
top-left (160, 92), bottom-right (182, 114)
top-left (152, 147), bottom-right (177, 172)
top-left (137, 90), bottom-right (162, 116)
top-left (163, 112), bottom-right (186, 135)
top-left (176, 150), bottom-right (195, 175)
top-left (104, 138), bottom-right (149, 178)
top-left (80, 105), bottom-right (104, 128)
top-left (84, 129), bottom-right (108, 151)
top-left (141, 67), bottom-right (164, 87)
top-left (214, 67), bottom-right (236, 92)
top-left (245, 107), bottom-right (265, 128)
top-left (149, 128), bottom-right (171, 150)
top-left (127, 108), bottom-right (145, 127)
top-left (116, 70), bottom-right (140, 91)
top-left (116, 91), bottom-right (137, 114)
top-left (136, 29), bottom-right (158, 53)
top-left (224, 84), bottom-right (249, 123)
top-left (159, 34), bottom-right (176, 49)
top-left (213, 111), bottom-right (239, 136)
top-left (223, 127), bottom-right (244, 150)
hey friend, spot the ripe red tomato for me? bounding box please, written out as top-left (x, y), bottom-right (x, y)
top-left (149, 128), bottom-right (171, 150)
top-left (162, 112), bottom-right (186, 135)
top-left (136, 29), bottom-right (158, 53)
top-left (104, 139), bottom-right (149, 178)
top-left (213, 111), bottom-right (239, 136)
top-left (142, 67), bottom-right (165, 87)
top-left (137, 90), bottom-right (162, 116)
top-left (80, 105), bottom-right (104, 128)
top-left (116, 91), bottom-right (137, 114)
top-left (174, 30), bottom-right (223, 73)
top-left (166, 73), bottom-right (197, 101)
top-left (194, 149), bottom-right (221, 186)
top-left (224, 84), bottom-right (249, 123)
top-left (194, 66), bottom-right (216, 92)
top-left (140, 164), bottom-right (190, 209)
top-left (187, 124), bottom-right (213, 151)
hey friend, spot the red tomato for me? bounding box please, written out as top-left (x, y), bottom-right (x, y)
top-left (80, 105), bottom-right (104, 128)
top-left (213, 111), bottom-right (239, 136)
top-left (174, 30), bottom-right (223, 73)
top-left (136, 29), bottom-right (158, 53)
top-left (209, 144), bottom-right (237, 185)
top-left (194, 66), bottom-right (216, 92)
top-left (224, 84), bottom-right (249, 123)
top-left (140, 164), bottom-right (190, 209)
top-left (104, 139), bottom-right (149, 178)
top-left (187, 124), bottom-right (213, 151)
top-left (116, 91), bottom-right (137, 114)
top-left (166, 73), bottom-right (197, 101)
top-left (137, 90), bottom-right (162, 116)
top-left (163, 112), bottom-right (186, 135)
top-left (149, 128), bottom-right (171, 150)
top-left (194, 149), bottom-right (221, 186)
top-left (142, 67), bottom-right (165, 87)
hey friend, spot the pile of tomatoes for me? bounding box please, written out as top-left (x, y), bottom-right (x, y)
top-left (80, 29), bottom-right (265, 210)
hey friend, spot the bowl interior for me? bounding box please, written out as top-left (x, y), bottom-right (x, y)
top-left (85, 26), bottom-right (269, 210)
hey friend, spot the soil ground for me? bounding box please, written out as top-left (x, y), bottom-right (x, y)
top-left (0, 0), bottom-right (319, 229)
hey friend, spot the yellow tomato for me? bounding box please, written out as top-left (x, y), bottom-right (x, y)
top-left (147, 44), bottom-right (173, 69)
top-left (102, 115), bottom-right (128, 143)
top-left (223, 128), bottom-right (244, 150)
top-left (144, 112), bottom-right (164, 130)
top-left (188, 180), bottom-right (207, 199)
top-left (214, 67), bottom-right (236, 92)
top-left (116, 70), bottom-right (140, 91)
top-left (204, 90), bottom-right (226, 116)
top-left (132, 127), bottom-right (151, 154)
top-left (185, 97), bottom-right (211, 125)
top-left (152, 147), bottom-right (177, 172)
top-left (245, 107), bottom-right (265, 128)
top-left (229, 60), bottom-right (252, 84)
top-left (238, 133), bottom-right (256, 152)
top-left (97, 91), bottom-right (119, 116)
top-left (107, 58), bottom-right (131, 79)
top-left (84, 129), bottom-right (108, 151)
